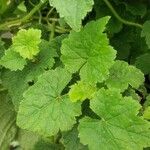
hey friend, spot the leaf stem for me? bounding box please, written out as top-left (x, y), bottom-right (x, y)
top-left (0, 0), bottom-right (48, 30)
top-left (102, 0), bottom-right (143, 28)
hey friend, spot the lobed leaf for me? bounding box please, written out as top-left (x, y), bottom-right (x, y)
top-left (49, 0), bottom-right (94, 31)
top-left (78, 88), bottom-right (150, 150)
top-left (61, 17), bottom-right (116, 84)
top-left (106, 60), bottom-right (144, 92)
top-left (12, 28), bottom-right (41, 59)
top-left (17, 68), bottom-right (81, 136)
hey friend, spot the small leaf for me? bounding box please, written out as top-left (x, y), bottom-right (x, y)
top-left (12, 28), bottom-right (41, 59)
top-left (106, 60), bottom-right (144, 92)
top-left (0, 48), bottom-right (27, 71)
top-left (62, 126), bottom-right (88, 150)
top-left (69, 81), bottom-right (96, 102)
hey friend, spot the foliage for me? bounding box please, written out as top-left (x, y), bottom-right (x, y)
top-left (0, 0), bottom-right (150, 149)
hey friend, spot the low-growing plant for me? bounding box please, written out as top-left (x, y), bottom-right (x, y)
top-left (1, 0), bottom-right (150, 149)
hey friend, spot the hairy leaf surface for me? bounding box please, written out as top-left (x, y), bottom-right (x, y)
top-left (78, 88), bottom-right (150, 150)
top-left (61, 17), bottom-right (116, 84)
top-left (12, 28), bottom-right (41, 59)
top-left (49, 0), bottom-right (94, 31)
top-left (17, 68), bottom-right (81, 136)
top-left (0, 92), bottom-right (17, 150)
top-left (106, 60), bottom-right (144, 91)
top-left (0, 49), bottom-right (26, 71)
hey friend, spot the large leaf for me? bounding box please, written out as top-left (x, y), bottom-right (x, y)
top-left (17, 68), bottom-right (81, 136)
top-left (61, 17), bottom-right (116, 84)
top-left (49, 0), bottom-right (94, 31)
top-left (78, 88), bottom-right (150, 150)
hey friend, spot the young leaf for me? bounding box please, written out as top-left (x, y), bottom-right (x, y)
top-left (61, 17), bottom-right (116, 84)
top-left (17, 68), bottom-right (81, 136)
top-left (78, 88), bottom-right (150, 150)
top-left (12, 28), bottom-right (41, 59)
top-left (141, 21), bottom-right (150, 49)
top-left (106, 60), bottom-right (144, 92)
top-left (69, 81), bottom-right (96, 102)
top-left (49, 0), bottom-right (94, 31)
top-left (0, 48), bottom-right (27, 71)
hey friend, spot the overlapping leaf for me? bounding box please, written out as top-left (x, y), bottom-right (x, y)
top-left (49, 0), bottom-right (94, 31)
top-left (106, 60), bottom-right (144, 91)
top-left (69, 81), bottom-right (96, 102)
top-left (62, 126), bottom-right (88, 150)
top-left (61, 17), bottom-right (116, 84)
top-left (1, 39), bottom-right (58, 110)
top-left (17, 68), bottom-right (81, 136)
top-left (78, 88), bottom-right (150, 150)
top-left (0, 48), bottom-right (27, 71)
top-left (135, 53), bottom-right (150, 74)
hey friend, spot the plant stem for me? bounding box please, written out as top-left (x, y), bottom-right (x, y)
top-left (49, 21), bottom-right (55, 41)
top-left (102, 0), bottom-right (143, 28)
top-left (0, 0), bottom-right (48, 30)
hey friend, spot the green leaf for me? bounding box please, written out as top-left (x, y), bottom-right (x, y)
top-left (135, 53), bottom-right (150, 75)
top-left (1, 70), bottom-right (30, 111)
top-left (0, 91), bottom-right (17, 150)
top-left (17, 129), bottom-right (39, 150)
top-left (0, 48), bottom-right (27, 71)
top-left (0, 0), bottom-right (9, 14)
top-left (78, 88), bottom-right (150, 150)
top-left (69, 81), bottom-right (96, 102)
top-left (49, 0), bottom-right (94, 31)
top-left (106, 60), bottom-right (144, 92)
top-left (143, 107), bottom-right (150, 120)
top-left (12, 28), bottom-right (41, 59)
top-left (1, 39), bottom-right (59, 110)
top-left (0, 39), bottom-right (5, 59)
top-left (62, 126), bottom-right (88, 150)
top-left (141, 21), bottom-right (150, 49)
top-left (125, 3), bottom-right (147, 17)
top-left (25, 39), bottom-right (57, 81)
top-left (61, 17), bottom-right (116, 84)
top-left (34, 140), bottom-right (63, 150)
top-left (17, 68), bottom-right (81, 136)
